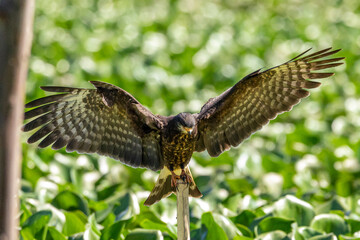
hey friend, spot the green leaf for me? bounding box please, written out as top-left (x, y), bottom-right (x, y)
top-left (52, 190), bottom-right (89, 215)
top-left (201, 212), bottom-right (242, 240)
top-left (274, 195), bottom-right (315, 226)
top-left (70, 168), bottom-right (85, 193)
top-left (226, 178), bottom-right (253, 194)
top-left (339, 235), bottom-right (360, 240)
top-left (201, 212), bottom-right (228, 240)
top-left (212, 213), bottom-right (242, 239)
top-left (330, 210), bottom-right (345, 218)
top-left (233, 236), bottom-right (253, 240)
top-left (235, 224), bottom-right (253, 238)
top-left (140, 219), bottom-right (176, 239)
top-left (89, 199), bottom-right (112, 223)
top-left (310, 214), bottom-right (349, 236)
top-left (295, 226), bottom-right (323, 239)
top-left (256, 230), bottom-right (289, 240)
top-left (256, 217), bottom-right (294, 235)
top-left (231, 210), bottom-right (257, 227)
top-left (63, 211), bottom-right (87, 236)
top-left (21, 210), bottom-right (52, 240)
top-left (113, 193), bottom-right (140, 220)
top-left (101, 220), bottom-right (128, 240)
top-left (308, 233), bottom-right (336, 240)
top-left (223, 194), bottom-right (243, 212)
top-left (68, 233), bottom-right (85, 240)
top-left (125, 229), bottom-right (163, 240)
top-left (345, 218), bottom-right (360, 234)
top-left (98, 184), bottom-right (122, 201)
top-left (134, 211), bottom-right (165, 225)
top-left (316, 198), bottom-right (347, 214)
top-left (190, 228), bottom-right (205, 240)
top-left (335, 177), bottom-right (353, 197)
top-left (20, 200), bottom-right (33, 226)
top-left (84, 214), bottom-right (101, 240)
top-left (48, 226), bottom-right (67, 240)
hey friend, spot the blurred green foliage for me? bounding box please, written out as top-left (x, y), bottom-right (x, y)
top-left (21, 0), bottom-right (360, 239)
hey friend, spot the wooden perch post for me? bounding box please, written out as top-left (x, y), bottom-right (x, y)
top-left (176, 179), bottom-right (190, 240)
top-left (0, 0), bottom-right (35, 239)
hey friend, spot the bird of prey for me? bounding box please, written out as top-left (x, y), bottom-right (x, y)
top-left (23, 48), bottom-right (344, 205)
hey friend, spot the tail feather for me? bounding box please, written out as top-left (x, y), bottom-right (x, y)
top-left (144, 166), bottom-right (202, 206)
top-left (185, 167), bottom-right (202, 198)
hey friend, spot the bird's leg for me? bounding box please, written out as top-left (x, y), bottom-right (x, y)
top-left (180, 169), bottom-right (192, 185)
top-left (171, 171), bottom-right (180, 188)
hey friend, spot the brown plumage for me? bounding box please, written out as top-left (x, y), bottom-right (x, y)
top-left (23, 48), bottom-right (344, 205)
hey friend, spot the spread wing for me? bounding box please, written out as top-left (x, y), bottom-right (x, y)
top-left (195, 48), bottom-right (344, 157)
top-left (23, 81), bottom-right (164, 171)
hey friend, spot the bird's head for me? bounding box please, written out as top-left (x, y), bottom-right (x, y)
top-left (173, 112), bottom-right (196, 136)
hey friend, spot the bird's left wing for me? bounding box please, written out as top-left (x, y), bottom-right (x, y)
top-left (23, 81), bottom-right (164, 171)
top-left (195, 48), bottom-right (344, 157)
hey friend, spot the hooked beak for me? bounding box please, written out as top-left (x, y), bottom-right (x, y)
top-left (183, 127), bottom-right (193, 136)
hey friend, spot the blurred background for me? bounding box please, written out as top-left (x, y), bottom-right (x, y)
top-left (21, 0), bottom-right (360, 239)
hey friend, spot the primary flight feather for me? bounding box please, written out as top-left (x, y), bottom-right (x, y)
top-left (23, 48), bottom-right (344, 205)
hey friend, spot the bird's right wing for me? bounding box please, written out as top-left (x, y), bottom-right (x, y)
top-left (23, 81), bottom-right (164, 171)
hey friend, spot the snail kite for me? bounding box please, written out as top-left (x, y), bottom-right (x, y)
top-left (23, 48), bottom-right (344, 205)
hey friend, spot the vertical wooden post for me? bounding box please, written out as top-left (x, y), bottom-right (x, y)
top-left (176, 180), bottom-right (190, 240)
top-left (0, 0), bottom-right (35, 239)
